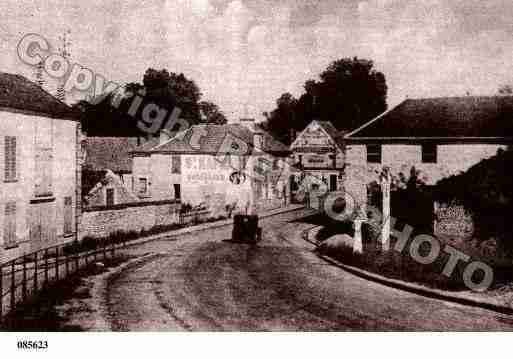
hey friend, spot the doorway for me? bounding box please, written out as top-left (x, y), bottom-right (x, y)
top-left (329, 174), bottom-right (337, 192)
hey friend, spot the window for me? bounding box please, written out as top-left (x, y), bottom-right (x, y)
top-left (171, 155), bottom-right (181, 174)
top-left (35, 148), bottom-right (53, 197)
top-left (138, 178), bottom-right (148, 195)
top-left (4, 136), bottom-right (16, 181)
top-left (63, 196), bottom-right (73, 235)
top-left (106, 188), bottom-right (115, 206)
top-left (4, 201), bottom-right (17, 248)
top-left (422, 144), bottom-right (437, 163)
top-left (366, 144), bottom-right (382, 163)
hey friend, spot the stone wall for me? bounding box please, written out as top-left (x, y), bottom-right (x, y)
top-left (80, 200), bottom-right (180, 239)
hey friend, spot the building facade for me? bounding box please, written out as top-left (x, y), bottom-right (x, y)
top-left (289, 120), bottom-right (345, 204)
top-left (131, 122), bottom-right (292, 217)
top-left (0, 73), bottom-right (80, 262)
top-left (344, 96), bottom-right (513, 233)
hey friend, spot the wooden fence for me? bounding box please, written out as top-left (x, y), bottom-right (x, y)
top-left (0, 240), bottom-right (121, 324)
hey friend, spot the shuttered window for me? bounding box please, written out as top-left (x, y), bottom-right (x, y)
top-left (35, 148), bottom-right (53, 197)
top-left (63, 196), bottom-right (73, 235)
top-left (4, 201), bottom-right (17, 248)
top-left (171, 155), bottom-right (181, 174)
top-left (366, 144), bottom-right (382, 164)
top-left (138, 178), bottom-right (148, 195)
top-left (106, 188), bottom-right (115, 206)
top-left (4, 136), bottom-right (17, 181)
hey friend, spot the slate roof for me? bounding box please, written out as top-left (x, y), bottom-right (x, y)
top-left (0, 72), bottom-right (76, 119)
top-left (346, 96), bottom-right (513, 139)
top-left (84, 137), bottom-right (140, 172)
top-left (131, 124), bottom-right (290, 155)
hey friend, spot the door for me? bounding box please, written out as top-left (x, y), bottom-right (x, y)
top-left (174, 184), bottom-right (181, 200)
top-left (63, 196), bottom-right (73, 235)
top-left (30, 201), bottom-right (56, 250)
top-left (329, 174), bottom-right (337, 192)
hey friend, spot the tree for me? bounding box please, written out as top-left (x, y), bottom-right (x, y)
top-left (75, 68), bottom-right (226, 137)
top-left (317, 57), bottom-right (387, 131)
top-left (199, 101), bottom-right (227, 124)
top-left (261, 57), bottom-right (387, 143)
top-left (261, 93), bottom-right (298, 145)
top-left (434, 148), bottom-right (513, 256)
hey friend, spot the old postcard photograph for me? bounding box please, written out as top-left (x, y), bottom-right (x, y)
top-left (1, 1), bottom-right (513, 353)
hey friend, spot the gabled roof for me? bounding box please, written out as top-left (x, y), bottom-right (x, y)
top-left (291, 120), bottom-right (345, 150)
top-left (84, 169), bottom-right (140, 208)
top-left (0, 72), bottom-right (76, 119)
top-left (346, 96), bottom-right (513, 140)
top-left (84, 137), bottom-right (140, 172)
top-left (131, 124), bottom-right (290, 155)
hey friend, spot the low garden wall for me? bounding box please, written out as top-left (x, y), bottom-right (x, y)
top-left (80, 200), bottom-right (181, 240)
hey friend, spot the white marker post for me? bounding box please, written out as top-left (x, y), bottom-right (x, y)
top-left (381, 168), bottom-right (391, 251)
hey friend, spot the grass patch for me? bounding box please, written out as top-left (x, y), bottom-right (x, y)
top-left (316, 219), bottom-right (512, 292)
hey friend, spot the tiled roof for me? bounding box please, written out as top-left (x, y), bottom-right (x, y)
top-left (84, 137), bottom-right (140, 172)
top-left (347, 96), bottom-right (513, 139)
top-left (0, 72), bottom-right (76, 119)
top-left (132, 124), bottom-right (290, 155)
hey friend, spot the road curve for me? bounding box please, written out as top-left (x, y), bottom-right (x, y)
top-left (105, 210), bottom-right (513, 331)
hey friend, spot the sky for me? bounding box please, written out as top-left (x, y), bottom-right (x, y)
top-left (1, 0), bottom-right (513, 121)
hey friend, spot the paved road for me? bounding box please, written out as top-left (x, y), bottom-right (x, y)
top-left (106, 209), bottom-right (513, 331)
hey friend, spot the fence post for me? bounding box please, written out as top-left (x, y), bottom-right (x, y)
top-left (44, 248), bottom-right (49, 287)
top-left (34, 252), bottom-right (38, 293)
top-left (103, 241), bottom-right (107, 262)
top-left (55, 247), bottom-right (59, 281)
top-left (22, 256), bottom-right (27, 302)
top-left (10, 261), bottom-right (15, 312)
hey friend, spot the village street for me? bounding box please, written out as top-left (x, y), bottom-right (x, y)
top-left (104, 209), bottom-right (513, 331)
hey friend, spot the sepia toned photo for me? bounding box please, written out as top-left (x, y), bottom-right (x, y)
top-left (1, 0), bottom-right (513, 337)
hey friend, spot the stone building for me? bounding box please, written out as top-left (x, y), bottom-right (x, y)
top-left (344, 96), bottom-right (513, 237)
top-left (82, 137), bottom-right (140, 207)
top-left (0, 73), bottom-right (81, 262)
top-left (289, 120), bottom-right (345, 204)
top-left (130, 121), bottom-right (292, 217)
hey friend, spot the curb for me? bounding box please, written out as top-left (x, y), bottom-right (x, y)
top-left (119, 205), bottom-right (306, 250)
top-left (300, 230), bottom-right (513, 316)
